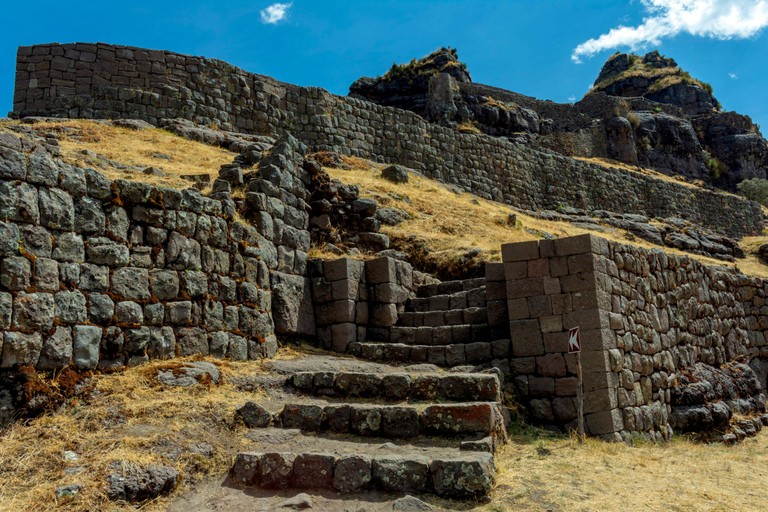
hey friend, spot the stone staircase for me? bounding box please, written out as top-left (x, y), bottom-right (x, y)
top-left (230, 367), bottom-right (505, 500)
top-left (349, 277), bottom-right (511, 369)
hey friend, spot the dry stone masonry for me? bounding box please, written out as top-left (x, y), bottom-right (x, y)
top-left (0, 130), bottom-right (278, 370)
top-left (11, 43), bottom-right (763, 237)
top-left (5, 42), bottom-right (768, 449)
top-left (501, 234), bottom-right (768, 441)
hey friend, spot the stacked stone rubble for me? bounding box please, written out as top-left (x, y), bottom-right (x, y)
top-left (0, 131), bottom-right (279, 370)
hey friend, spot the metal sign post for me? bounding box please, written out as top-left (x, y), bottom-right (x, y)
top-left (568, 326), bottom-right (584, 445)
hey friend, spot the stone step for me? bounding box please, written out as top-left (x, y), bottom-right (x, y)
top-left (287, 370), bottom-right (502, 402)
top-left (231, 447), bottom-right (494, 499)
top-left (406, 287), bottom-right (486, 313)
top-left (398, 307), bottom-right (488, 327)
top-left (241, 401), bottom-right (505, 440)
top-left (415, 277), bottom-right (486, 298)
top-left (384, 324), bottom-right (495, 345)
top-left (350, 340), bottom-right (510, 367)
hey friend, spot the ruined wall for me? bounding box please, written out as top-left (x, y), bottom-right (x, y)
top-left (11, 43), bottom-right (763, 238)
top-left (501, 234), bottom-right (767, 441)
top-left (0, 131), bottom-right (278, 371)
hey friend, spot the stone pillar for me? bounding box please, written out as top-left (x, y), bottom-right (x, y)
top-left (501, 234), bottom-right (623, 438)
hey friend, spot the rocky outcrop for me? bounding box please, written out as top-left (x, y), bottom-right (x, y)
top-left (670, 362), bottom-right (765, 433)
top-left (592, 51), bottom-right (718, 116)
top-left (349, 48), bottom-right (470, 117)
top-left (348, 47), bottom-right (768, 193)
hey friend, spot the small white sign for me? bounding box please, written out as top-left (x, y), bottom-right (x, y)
top-left (568, 326), bottom-right (581, 354)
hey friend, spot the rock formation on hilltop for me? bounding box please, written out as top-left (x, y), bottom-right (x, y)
top-left (349, 48), bottom-right (471, 117)
top-left (589, 50), bottom-right (720, 115)
top-left (349, 49), bottom-right (768, 193)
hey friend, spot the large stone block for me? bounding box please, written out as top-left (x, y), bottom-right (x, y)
top-left (85, 238), bottom-right (129, 266)
top-left (20, 225), bottom-right (52, 257)
top-left (74, 196), bottom-right (105, 234)
top-left (37, 326), bottom-right (73, 370)
top-left (1, 256), bottom-right (31, 290)
top-left (176, 327), bottom-right (208, 356)
top-left (39, 187), bottom-right (74, 230)
top-left (553, 234), bottom-right (601, 257)
top-left (1, 331), bottom-right (43, 367)
top-left (73, 325), bottom-right (102, 369)
top-left (292, 453), bottom-right (336, 489)
top-left (13, 292), bottom-right (54, 332)
top-left (112, 267), bottom-right (150, 300)
top-left (52, 232), bottom-right (84, 262)
top-left (585, 408), bottom-right (624, 435)
top-left (149, 269), bottom-right (179, 300)
top-left (88, 293), bottom-right (114, 325)
top-left (371, 455), bottom-right (430, 493)
top-left (431, 453), bottom-right (494, 498)
top-left (281, 403), bottom-right (323, 431)
top-left (333, 454), bottom-right (371, 492)
top-left (271, 272), bottom-right (315, 336)
top-left (501, 240), bottom-right (539, 262)
top-left (54, 290), bottom-right (87, 324)
top-left (324, 258), bottom-right (363, 282)
top-left (381, 406), bottom-right (419, 438)
top-left (259, 452), bottom-right (296, 489)
top-left (0, 221), bottom-right (20, 257)
top-left (421, 403), bottom-right (501, 435)
top-left (0, 180), bottom-right (39, 224)
top-left (232, 452), bottom-right (261, 486)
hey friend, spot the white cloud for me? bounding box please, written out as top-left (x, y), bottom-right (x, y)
top-left (729, 71), bottom-right (738, 78)
top-left (260, 2), bottom-right (292, 24)
top-left (568, 95), bottom-right (577, 101)
top-left (572, 0), bottom-right (768, 62)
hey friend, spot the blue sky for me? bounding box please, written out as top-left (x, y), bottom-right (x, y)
top-left (2, 0), bottom-right (768, 130)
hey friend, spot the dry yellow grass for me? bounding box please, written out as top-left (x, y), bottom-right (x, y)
top-left (0, 355), bottom-right (281, 512)
top-left (324, 159), bottom-right (768, 279)
top-left (482, 431), bottom-right (768, 512)
top-left (0, 119), bottom-right (235, 190)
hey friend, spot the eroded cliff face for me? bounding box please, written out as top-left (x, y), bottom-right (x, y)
top-left (348, 49), bottom-right (768, 192)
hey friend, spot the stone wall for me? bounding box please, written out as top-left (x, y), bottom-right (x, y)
top-left (11, 43), bottom-right (764, 238)
top-left (0, 131), bottom-right (278, 370)
top-left (501, 234), bottom-right (768, 441)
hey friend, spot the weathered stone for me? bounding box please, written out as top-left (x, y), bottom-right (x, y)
top-left (34, 258), bottom-right (58, 291)
top-left (292, 453), bottom-right (336, 489)
top-left (1, 331), bottom-right (43, 367)
top-left (156, 361), bottom-right (220, 386)
top-left (106, 463), bottom-right (179, 502)
top-left (149, 270), bottom-right (179, 300)
top-left (13, 292), bottom-right (55, 331)
top-left (52, 232), bottom-right (84, 262)
top-left (39, 187), bottom-right (74, 230)
top-left (148, 326), bottom-right (175, 359)
top-left (371, 455), bottom-right (430, 493)
top-left (259, 452), bottom-right (296, 489)
top-left (73, 325), bottom-right (102, 369)
top-left (85, 238), bottom-right (129, 266)
top-left (112, 267), bottom-right (150, 300)
top-left (430, 453), bottom-right (494, 498)
top-left (0, 181), bottom-right (39, 224)
top-left (237, 402), bottom-right (272, 428)
top-left (55, 290), bottom-right (87, 324)
top-left (37, 327), bottom-right (72, 370)
top-left (333, 454), bottom-right (371, 492)
top-left (1, 257), bottom-right (31, 290)
top-left (282, 403), bottom-right (323, 431)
